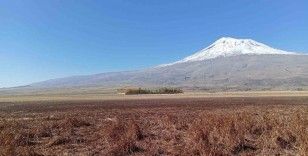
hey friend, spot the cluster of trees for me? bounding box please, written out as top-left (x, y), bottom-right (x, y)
top-left (124, 87), bottom-right (183, 95)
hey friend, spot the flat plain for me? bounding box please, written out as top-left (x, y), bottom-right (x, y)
top-left (0, 92), bottom-right (307, 155)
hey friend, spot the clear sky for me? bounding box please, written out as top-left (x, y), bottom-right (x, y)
top-left (1, 0), bottom-right (308, 88)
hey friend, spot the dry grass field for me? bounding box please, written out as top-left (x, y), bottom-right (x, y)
top-left (0, 95), bottom-right (307, 155)
top-left (1, 91), bottom-right (308, 102)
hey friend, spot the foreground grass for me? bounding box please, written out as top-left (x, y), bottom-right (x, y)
top-left (0, 98), bottom-right (307, 155)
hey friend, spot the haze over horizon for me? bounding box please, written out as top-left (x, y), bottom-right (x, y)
top-left (1, 0), bottom-right (308, 88)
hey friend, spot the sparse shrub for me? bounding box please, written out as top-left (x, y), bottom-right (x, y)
top-left (156, 87), bottom-right (183, 94)
top-left (60, 117), bottom-right (91, 128)
top-left (68, 117), bottom-right (91, 127)
top-left (0, 120), bottom-right (45, 155)
top-left (124, 88), bottom-right (151, 95)
top-left (35, 125), bottom-right (53, 138)
top-left (124, 87), bottom-right (183, 95)
top-left (47, 136), bottom-right (70, 147)
top-left (106, 120), bottom-right (144, 155)
top-left (296, 88), bottom-right (304, 91)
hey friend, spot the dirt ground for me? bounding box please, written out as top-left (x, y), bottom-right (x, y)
top-left (0, 96), bottom-right (307, 155)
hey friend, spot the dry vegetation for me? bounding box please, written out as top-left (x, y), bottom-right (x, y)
top-left (123, 88), bottom-right (183, 95)
top-left (0, 97), bottom-right (307, 155)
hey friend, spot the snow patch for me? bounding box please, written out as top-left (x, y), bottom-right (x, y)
top-left (159, 37), bottom-right (298, 67)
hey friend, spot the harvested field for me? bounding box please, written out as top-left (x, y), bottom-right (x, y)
top-left (0, 96), bottom-right (307, 155)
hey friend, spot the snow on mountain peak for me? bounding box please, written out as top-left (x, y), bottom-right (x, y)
top-left (160, 37), bottom-right (297, 66)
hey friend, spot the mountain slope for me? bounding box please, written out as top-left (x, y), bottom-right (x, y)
top-left (27, 54), bottom-right (308, 90)
top-left (3, 37), bottom-right (308, 92)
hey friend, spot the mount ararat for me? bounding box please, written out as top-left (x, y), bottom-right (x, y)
top-left (3, 37), bottom-right (308, 92)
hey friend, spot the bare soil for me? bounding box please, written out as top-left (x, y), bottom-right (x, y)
top-left (0, 96), bottom-right (307, 155)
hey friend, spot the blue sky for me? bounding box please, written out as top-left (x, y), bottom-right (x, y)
top-left (1, 0), bottom-right (308, 88)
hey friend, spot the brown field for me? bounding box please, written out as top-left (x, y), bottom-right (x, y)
top-left (0, 95), bottom-right (307, 155)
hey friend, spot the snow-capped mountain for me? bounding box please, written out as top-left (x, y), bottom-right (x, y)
top-left (2, 37), bottom-right (308, 93)
top-left (161, 37), bottom-right (297, 66)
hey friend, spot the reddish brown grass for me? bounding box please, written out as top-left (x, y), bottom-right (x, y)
top-left (0, 97), bottom-right (307, 155)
